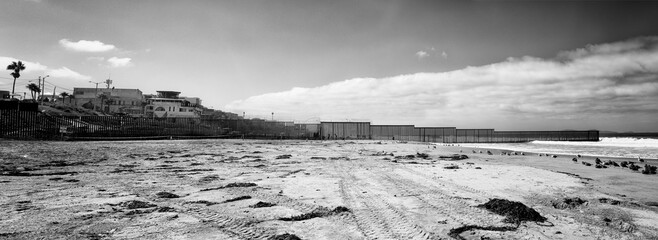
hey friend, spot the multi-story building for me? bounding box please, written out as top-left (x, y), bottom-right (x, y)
top-left (72, 87), bottom-right (144, 116)
top-left (144, 91), bottom-right (202, 118)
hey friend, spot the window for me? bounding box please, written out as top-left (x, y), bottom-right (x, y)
top-left (155, 107), bottom-right (165, 111)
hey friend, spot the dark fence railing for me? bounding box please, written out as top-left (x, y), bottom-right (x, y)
top-left (0, 110), bottom-right (320, 140)
top-left (1, 110), bottom-right (599, 142)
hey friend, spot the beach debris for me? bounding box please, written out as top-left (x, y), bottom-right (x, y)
top-left (119, 200), bottom-right (157, 209)
top-left (438, 154), bottom-right (469, 160)
top-left (577, 154), bottom-right (582, 158)
top-left (416, 152), bottom-right (430, 159)
top-left (250, 201), bottom-right (276, 208)
top-left (641, 164), bottom-right (657, 174)
top-left (582, 161), bottom-right (592, 166)
top-left (539, 153), bottom-right (543, 156)
top-left (475, 167), bottom-right (482, 169)
top-left (279, 206), bottom-right (350, 221)
top-left (201, 182), bottom-right (257, 191)
top-left (595, 164), bottom-right (607, 169)
top-left (472, 150), bottom-right (477, 153)
top-left (629, 163), bottom-right (641, 171)
top-left (572, 158), bottom-right (578, 162)
top-left (276, 154), bottom-right (292, 159)
top-left (598, 198), bottom-right (621, 205)
top-left (552, 197), bottom-right (588, 209)
top-left (270, 233), bottom-right (302, 240)
top-left (449, 225), bottom-right (517, 240)
top-left (155, 191), bottom-right (180, 198)
top-left (477, 198), bottom-right (547, 224)
top-left (487, 150), bottom-right (493, 155)
top-left (595, 158), bottom-right (602, 165)
top-left (639, 157), bottom-right (645, 162)
top-left (310, 156), bottom-right (327, 160)
top-left (552, 155), bottom-right (558, 158)
top-left (479, 150), bottom-right (483, 153)
top-left (620, 161), bottom-right (629, 168)
top-left (444, 165), bottom-right (460, 169)
top-left (185, 200), bottom-right (218, 206)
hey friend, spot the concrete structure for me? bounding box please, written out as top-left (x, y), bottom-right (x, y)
top-left (73, 88), bottom-right (144, 116)
top-left (144, 91), bottom-right (203, 118)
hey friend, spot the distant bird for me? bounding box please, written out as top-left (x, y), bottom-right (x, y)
top-left (577, 154), bottom-right (582, 158)
top-left (572, 158), bottom-right (578, 162)
top-left (479, 150), bottom-right (483, 153)
top-left (552, 155), bottom-right (557, 158)
top-left (487, 150), bottom-right (493, 155)
top-left (521, 152), bottom-right (525, 155)
top-left (639, 158), bottom-right (645, 162)
top-left (539, 153), bottom-right (543, 156)
top-left (472, 150), bottom-right (477, 153)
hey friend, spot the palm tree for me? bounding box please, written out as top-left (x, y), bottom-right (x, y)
top-left (26, 83), bottom-right (41, 101)
top-left (59, 92), bottom-right (70, 104)
top-left (7, 61), bottom-right (26, 95)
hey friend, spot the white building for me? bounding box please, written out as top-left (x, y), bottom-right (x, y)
top-left (144, 91), bottom-right (202, 118)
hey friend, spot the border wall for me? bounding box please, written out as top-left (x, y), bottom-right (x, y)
top-left (0, 110), bottom-right (598, 142)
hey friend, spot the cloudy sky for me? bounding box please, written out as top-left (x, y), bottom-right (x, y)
top-left (2, 0), bottom-right (657, 131)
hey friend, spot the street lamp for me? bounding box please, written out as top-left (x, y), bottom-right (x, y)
top-left (89, 80), bottom-right (102, 96)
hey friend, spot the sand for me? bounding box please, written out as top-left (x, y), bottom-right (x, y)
top-left (1, 139), bottom-right (657, 239)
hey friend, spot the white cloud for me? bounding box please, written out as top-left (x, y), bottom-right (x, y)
top-left (1, 56), bottom-right (91, 81)
top-left (0, 56), bottom-right (48, 73)
top-left (441, 51), bottom-right (448, 59)
top-left (226, 36), bottom-right (658, 131)
top-left (59, 39), bottom-right (116, 52)
top-left (107, 57), bottom-right (132, 67)
top-left (46, 67), bottom-right (91, 80)
top-left (415, 51), bottom-right (429, 59)
top-left (87, 56), bottom-right (105, 61)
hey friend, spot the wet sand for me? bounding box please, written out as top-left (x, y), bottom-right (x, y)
top-left (1, 139), bottom-right (657, 239)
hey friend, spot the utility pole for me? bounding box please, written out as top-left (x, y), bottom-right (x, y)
top-left (52, 86), bottom-right (56, 100)
top-left (38, 75), bottom-right (49, 104)
top-left (89, 81), bottom-right (102, 111)
top-left (37, 76), bottom-right (41, 102)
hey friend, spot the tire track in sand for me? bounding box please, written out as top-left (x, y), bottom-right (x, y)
top-left (333, 160), bottom-right (437, 240)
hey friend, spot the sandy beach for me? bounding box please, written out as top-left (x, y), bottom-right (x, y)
top-left (1, 139), bottom-right (657, 239)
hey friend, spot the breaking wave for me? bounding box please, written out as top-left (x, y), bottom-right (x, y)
top-left (460, 137), bottom-right (658, 159)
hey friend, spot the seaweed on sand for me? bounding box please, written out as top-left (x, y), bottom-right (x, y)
top-left (269, 233), bottom-right (301, 240)
top-left (552, 197), bottom-right (587, 209)
top-left (477, 198), bottom-right (546, 224)
top-left (279, 206), bottom-right (350, 221)
top-left (250, 201), bottom-right (276, 208)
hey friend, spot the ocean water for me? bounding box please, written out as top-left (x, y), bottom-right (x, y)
top-left (459, 137), bottom-right (658, 159)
